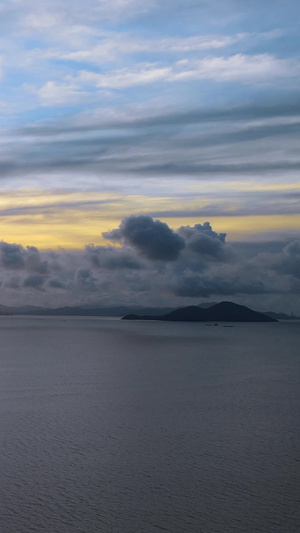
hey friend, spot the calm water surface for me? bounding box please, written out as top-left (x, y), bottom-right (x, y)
top-left (0, 317), bottom-right (299, 532)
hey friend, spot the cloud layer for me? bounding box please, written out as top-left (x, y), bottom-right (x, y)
top-left (0, 216), bottom-right (299, 313)
top-left (0, 0), bottom-right (299, 297)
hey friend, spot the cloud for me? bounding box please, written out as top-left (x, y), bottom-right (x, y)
top-left (74, 54), bottom-right (299, 90)
top-left (23, 273), bottom-right (46, 289)
top-left (75, 268), bottom-right (97, 291)
top-left (0, 0), bottom-right (298, 126)
top-left (0, 242), bottom-right (25, 269)
top-left (17, 100), bottom-right (300, 137)
top-left (103, 215), bottom-right (185, 261)
top-left (0, 242), bottom-right (51, 273)
top-left (3, 97), bottom-right (299, 191)
top-left (0, 218), bottom-right (299, 311)
top-left (148, 188), bottom-right (300, 218)
top-left (170, 271), bottom-right (270, 298)
top-left (37, 81), bottom-right (89, 106)
top-left (58, 33), bottom-right (245, 65)
top-left (78, 65), bottom-right (172, 89)
top-left (254, 240), bottom-right (300, 279)
top-left (4, 275), bottom-right (21, 289)
top-left (0, 1), bottom-right (298, 315)
top-left (173, 54), bottom-right (297, 83)
top-left (178, 222), bottom-right (227, 258)
top-left (25, 246), bottom-right (49, 274)
top-left (13, 0), bottom-right (155, 30)
top-left (48, 277), bottom-right (66, 289)
top-left (85, 245), bottom-right (143, 270)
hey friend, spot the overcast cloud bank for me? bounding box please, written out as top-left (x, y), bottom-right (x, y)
top-left (0, 215), bottom-right (299, 313)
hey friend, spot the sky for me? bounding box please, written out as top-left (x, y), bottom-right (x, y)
top-left (0, 0), bottom-right (299, 312)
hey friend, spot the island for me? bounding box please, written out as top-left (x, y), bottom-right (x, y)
top-left (122, 301), bottom-right (277, 322)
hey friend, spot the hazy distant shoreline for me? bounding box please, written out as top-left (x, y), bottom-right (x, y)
top-left (0, 301), bottom-right (298, 320)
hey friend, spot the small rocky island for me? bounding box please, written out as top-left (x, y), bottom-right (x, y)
top-left (122, 301), bottom-right (277, 322)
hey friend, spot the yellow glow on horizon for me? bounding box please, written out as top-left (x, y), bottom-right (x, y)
top-left (0, 187), bottom-right (299, 249)
top-left (164, 215), bottom-right (300, 240)
top-left (1, 211), bottom-right (299, 249)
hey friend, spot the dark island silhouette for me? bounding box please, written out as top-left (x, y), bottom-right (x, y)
top-left (122, 301), bottom-right (277, 322)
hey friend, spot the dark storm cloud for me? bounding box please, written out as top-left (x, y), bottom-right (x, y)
top-left (167, 250), bottom-right (289, 299)
top-left (0, 242), bottom-right (51, 273)
top-left (85, 245), bottom-right (143, 270)
top-left (0, 242), bottom-right (25, 269)
top-left (75, 268), bottom-right (97, 291)
top-left (23, 274), bottom-right (46, 289)
top-left (282, 240), bottom-right (300, 274)
top-left (0, 241), bottom-right (76, 294)
top-left (48, 278), bottom-right (66, 289)
top-left (253, 240), bottom-right (300, 279)
top-left (103, 215), bottom-right (185, 261)
top-left (4, 275), bottom-right (21, 289)
top-left (232, 240), bottom-right (288, 259)
top-left (178, 222), bottom-right (227, 258)
top-left (171, 273), bottom-right (270, 298)
top-left (26, 246), bottom-right (49, 274)
top-left (0, 218), bottom-right (299, 309)
top-left (273, 241), bottom-right (300, 278)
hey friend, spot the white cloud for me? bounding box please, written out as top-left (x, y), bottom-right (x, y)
top-left (57, 33), bottom-right (245, 64)
top-left (24, 11), bottom-right (61, 30)
top-left (37, 80), bottom-right (90, 106)
top-left (15, 0), bottom-right (156, 29)
top-left (175, 54), bottom-right (296, 83)
top-left (78, 65), bottom-right (172, 89)
top-left (73, 54), bottom-right (299, 90)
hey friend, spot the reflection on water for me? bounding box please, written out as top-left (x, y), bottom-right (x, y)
top-left (0, 317), bottom-right (299, 532)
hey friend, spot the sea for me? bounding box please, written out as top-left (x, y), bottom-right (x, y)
top-left (0, 316), bottom-right (299, 533)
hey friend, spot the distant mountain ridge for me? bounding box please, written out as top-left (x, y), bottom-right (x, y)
top-left (122, 301), bottom-right (277, 322)
top-left (0, 302), bottom-right (296, 319)
top-left (0, 304), bottom-right (175, 317)
top-left (263, 311), bottom-right (296, 320)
